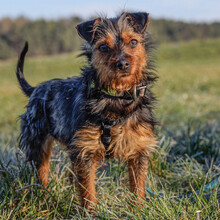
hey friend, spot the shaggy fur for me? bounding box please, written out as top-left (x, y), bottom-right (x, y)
top-left (16, 12), bottom-right (157, 210)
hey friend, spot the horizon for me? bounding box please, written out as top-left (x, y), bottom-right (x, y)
top-left (1, 14), bottom-right (219, 25)
top-left (1, 0), bottom-right (220, 23)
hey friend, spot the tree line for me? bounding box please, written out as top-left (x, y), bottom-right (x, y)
top-left (0, 16), bottom-right (219, 60)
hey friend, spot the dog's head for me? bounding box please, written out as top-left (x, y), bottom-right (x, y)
top-left (76, 12), bottom-right (150, 91)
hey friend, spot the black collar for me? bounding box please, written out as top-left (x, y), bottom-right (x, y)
top-left (90, 80), bottom-right (147, 102)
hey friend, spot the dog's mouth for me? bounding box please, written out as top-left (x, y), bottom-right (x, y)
top-left (119, 72), bottom-right (130, 77)
top-left (116, 69), bottom-right (131, 77)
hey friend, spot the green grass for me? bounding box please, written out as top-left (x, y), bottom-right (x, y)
top-left (0, 38), bottom-right (219, 219)
top-left (156, 38), bottom-right (220, 126)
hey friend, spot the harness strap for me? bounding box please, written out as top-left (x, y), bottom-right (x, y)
top-left (101, 123), bottom-right (111, 148)
top-left (101, 121), bottom-right (116, 158)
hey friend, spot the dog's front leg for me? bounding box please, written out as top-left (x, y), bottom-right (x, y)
top-left (127, 153), bottom-right (149, 199)
top-left (72, 158), bottom-right (98, 210)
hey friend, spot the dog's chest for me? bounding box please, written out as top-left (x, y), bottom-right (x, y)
top-left (73, 117), bottom-right (156, 160)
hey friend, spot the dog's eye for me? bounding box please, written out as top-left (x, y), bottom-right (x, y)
top-left (98, 44), bottom-right (109, 53)
top-left (130, 39), bottom-right (138, 48)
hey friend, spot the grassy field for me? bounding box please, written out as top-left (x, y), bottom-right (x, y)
top-left (0, 38), bottom-right (219, 219)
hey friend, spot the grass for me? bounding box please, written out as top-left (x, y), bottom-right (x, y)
top-left (0, 38), bottom-right (220, 219)
top-left (156, 38), bottom-right (220, 126)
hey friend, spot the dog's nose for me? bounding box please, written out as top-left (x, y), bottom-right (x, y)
top-left (115, 60), bottom-right (130, 70)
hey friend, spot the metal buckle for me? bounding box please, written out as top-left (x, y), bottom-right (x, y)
top-left (137, 85), bottom-right (148, 90)
top-left (133, 84), bottom-right (138, 102)
top-left (133, 84), bottom-right (148, 102)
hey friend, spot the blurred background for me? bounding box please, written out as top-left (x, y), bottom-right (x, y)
top-left (0, 1), bottom-right (219, 218)
top-left (1, 0), bottom-right (220, 158)
top-left (1, 0), bottom-right (220, 59)
top-left (0, 0), bottom-right (220, 152)
top-left (1, 0), bottom-right (220, 130)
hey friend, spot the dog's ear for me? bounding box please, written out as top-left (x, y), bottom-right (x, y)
top-left (76, 18), bottom-right (101, 43)
top-left (123, 12), bottom-right (149, 33)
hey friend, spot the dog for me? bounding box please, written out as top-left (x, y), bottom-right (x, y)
top-left (16, 12), bottom-right (157, 210)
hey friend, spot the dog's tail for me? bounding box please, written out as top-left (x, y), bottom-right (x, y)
top-left (16, 42), bottom-right (35, 97)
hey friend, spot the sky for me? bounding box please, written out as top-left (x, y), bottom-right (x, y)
top-left (0, 0), bottom-right (220, 23)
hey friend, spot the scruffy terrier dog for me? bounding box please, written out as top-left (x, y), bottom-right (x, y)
top-left (16, 12), bottom-right (157, 210)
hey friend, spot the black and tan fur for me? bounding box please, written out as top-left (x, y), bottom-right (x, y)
top-left (16, 12), bottom-right (157, 210)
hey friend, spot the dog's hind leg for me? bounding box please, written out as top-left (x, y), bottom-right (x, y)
top-left (19, 96), bottom-right (54, 187)
top-left (22, 135), bottom-right (53, 188)
top-left (37, 136), bottom-right (53, 187)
